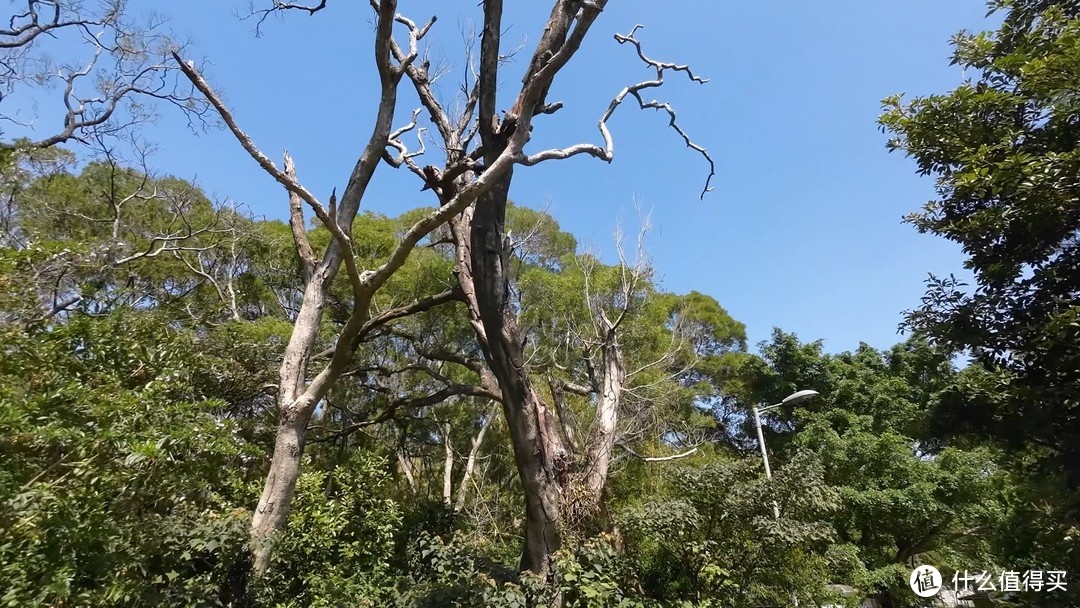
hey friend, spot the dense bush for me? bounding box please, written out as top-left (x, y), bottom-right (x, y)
top-left (0, 312), bottom-right (259, 607)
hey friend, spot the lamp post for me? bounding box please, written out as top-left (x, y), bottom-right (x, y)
top-left (752, 389), bottom-right (819, 519)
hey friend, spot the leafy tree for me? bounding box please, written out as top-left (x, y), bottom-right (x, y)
top-left (618, 451), bottom-right (839, 607)
top-left (0, 147), bottom-right (255, 325)
top-left (741, 332), bottom-right (1009, 606)
top-left (881, 0), bottom-right (1080, 485)
top-left (0, 311), bottom-right (260, 607)
top-left (882, 3), bottom-right (1080, 603)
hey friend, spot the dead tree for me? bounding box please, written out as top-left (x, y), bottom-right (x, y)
top-left (1, 0), bottom-right (207, 149)
top-left (549, 217), bottom-right (700, 533)
top-left (171, 0), bottom-right (601, 575)
top-left (174, 1), bottom-right (465, 574)
top-left (378, 2), bottom-right (714, 577)
top-left (469, 14), bottom-right (715, 577)
top-left (177, 0), bottom-right (711, 577)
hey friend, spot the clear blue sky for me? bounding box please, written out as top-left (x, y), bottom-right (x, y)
top-left (11, 0), bottom-right (994, 353)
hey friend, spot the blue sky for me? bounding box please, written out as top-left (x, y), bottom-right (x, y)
top-left (9, 0), bottom-right (994, 353)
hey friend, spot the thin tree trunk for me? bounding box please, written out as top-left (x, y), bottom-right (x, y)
top-left (548, 379), bottom-right (580, 453)
top-left (226, 237), bottom-right (241, 321)
top-left (398, 448), bottom-right (418, 491)
top-left (442, 422), bottom-right (454, 506)
top-left (455, 401), bottom-right (498, 512)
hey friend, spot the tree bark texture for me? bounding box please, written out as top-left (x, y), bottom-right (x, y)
top-left (469, 171), bottom-right (571, 576)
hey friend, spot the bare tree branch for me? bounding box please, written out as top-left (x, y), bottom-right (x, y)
top-left (310, 383), bottom-right (497, 443)
top-left (519, 25), bottom-right (715, 199)
top-left (2, 1), bottom-right (117, 49)
top-left (243, 0), bottom-right (330, 36)
top-left (3, 2), bottom-right (210, 149)
top-left (617, 443), bottom-right (699, 462)
top-left (284, 151), bottom-right (316, 281)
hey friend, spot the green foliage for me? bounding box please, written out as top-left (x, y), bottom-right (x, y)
top-left (194, 317), bottom-right (293, 420)
top-left (393, 532), bottom-right (663, 608)
top-left (882, 3), bottom-right (1080, 603)
top-left (619, 452), bottom-right (838, 607)
top-left (881, 0), bottom-right (1080, 486)
top-left (555, 536), bottom-right (658, 608)
top-left (3, 104), bottom-right (1074, 608)
top-left (252, 452), bottom-right (402, 608)
top-left (737, 332), bottom-right (1011, 605)
top-left (391, 532), bottom-right (540, 608)
top-left (0, 311), bottom-right (259, 607)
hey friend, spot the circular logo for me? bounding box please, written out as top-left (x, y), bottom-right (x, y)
top-left (909, 565), bottom-right (942, 598)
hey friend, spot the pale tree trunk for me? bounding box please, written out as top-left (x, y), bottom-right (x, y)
top-left (455, 401), bottom-right (498, 512)
top-left (238, 0), bottom-right (402, 574)
top-left (226, 237), bottom-right (242, 321)
top-left (398, 449), bottom-right (418, 491)
top-left (442, 422), bottom-right (454, 506)
top-left (581, 319), bottom-right (625, 505)
top-left (361, 0), bottom-right (712, 583)
top-left (548, 379), bottom-right (580, 453)
top-left (250, 399), bottom-right (315, 565)
top-left (179, 0), bottom-right (626, 582)
top-left (249, 268), bottom-right (332, 573)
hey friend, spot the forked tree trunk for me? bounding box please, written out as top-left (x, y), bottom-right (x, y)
top-left (240, 0), bottom-right (401, 574)
top-left (249, 269), bottom-right (333, 573)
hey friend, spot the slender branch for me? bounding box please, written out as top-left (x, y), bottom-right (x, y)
top-left (172, 52), bottom-right (367, 297)
top-left (310, 287), bottom-right (464, 360)
top-left (172, 53), bottom-right (326, 219)
top-left (617, 443), bottom-right (699, 462)
top-left (616, 24), bottom-right (709, 84)
top-left (310, 383), bottom-right (497, 443)
top-left (245, 0), bottom-right (330, 36)
top-left (2, 1), bottom-right (116, 49)
top-left (519, 25), bottom-right (715, 199)
top-left (360, 286), bottom-right (464, 337)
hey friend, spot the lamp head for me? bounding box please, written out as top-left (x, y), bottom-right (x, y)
top-left (781, 389), bottom-right (820, 406)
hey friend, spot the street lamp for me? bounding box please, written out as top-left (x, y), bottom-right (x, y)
top-left (752, 389), bottom-right (819, 519)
